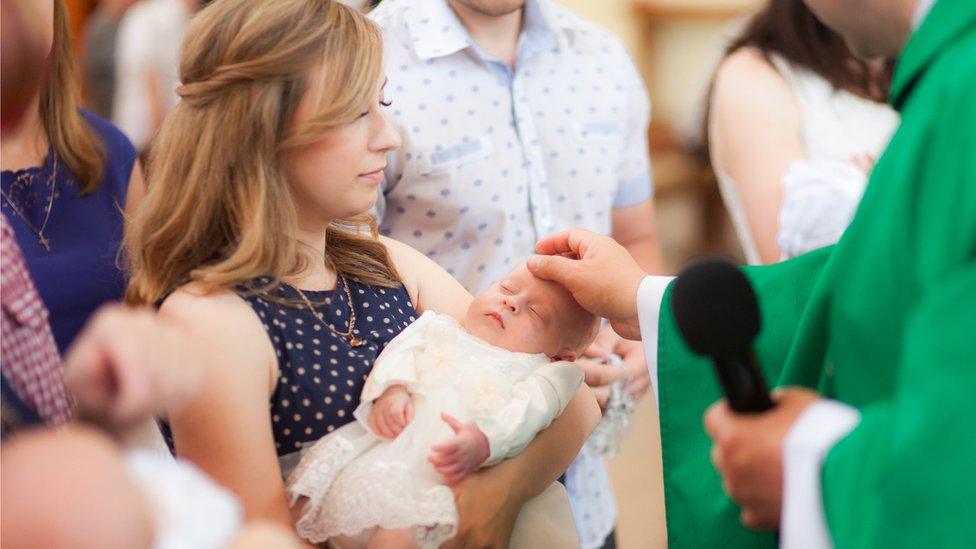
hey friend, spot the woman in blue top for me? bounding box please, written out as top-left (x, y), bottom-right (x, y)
top-left (125, 0), bottom-right (599, 544)
top-left (1, 0), bottom-right (144, 354)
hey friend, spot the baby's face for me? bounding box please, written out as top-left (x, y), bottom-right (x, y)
top-left (464, 264), bottom-right (596, 360)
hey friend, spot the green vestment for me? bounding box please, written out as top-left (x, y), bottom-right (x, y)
top-left (655, 1), bottom-right (976, 546)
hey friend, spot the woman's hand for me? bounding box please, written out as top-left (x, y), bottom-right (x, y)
top-left (369, 385), bottom-right (414, 438)
top-left (443, 388), bottom-right (600, 548)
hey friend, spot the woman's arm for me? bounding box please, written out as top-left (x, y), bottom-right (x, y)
top-left (447, 386), bottom-right (601, 547)
top-left (489, 384), bottom-right (599, 500)
top-left (158, 285), bottom-right (294, 528)
top-left (380, 236), bottom-right (474, 317)
top-left (709, 48), bottom-right (806, 264)
top-left (476, 361), bottom-right (584, 466)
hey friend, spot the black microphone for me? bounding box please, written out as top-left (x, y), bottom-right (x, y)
top-left (670, 257), bottom-right (774, 413)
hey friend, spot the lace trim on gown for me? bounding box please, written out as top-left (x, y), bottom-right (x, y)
top-left (287, 432), bottom-right (458, 548)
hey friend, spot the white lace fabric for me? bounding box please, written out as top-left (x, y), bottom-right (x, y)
top-left (288, 426), bottom-right (457, 547)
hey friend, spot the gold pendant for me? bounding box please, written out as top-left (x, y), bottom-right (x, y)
top-left (348, 336), bottom-right (366, 347)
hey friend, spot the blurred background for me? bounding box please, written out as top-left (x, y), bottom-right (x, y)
top-left (62, 0), bottom-right (763, 546)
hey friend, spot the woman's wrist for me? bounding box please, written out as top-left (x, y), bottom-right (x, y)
top-left (482, 454), bottom-right (534, 503)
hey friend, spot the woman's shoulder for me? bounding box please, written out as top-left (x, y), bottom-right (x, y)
top-left (160, 282), bottom-right (276, 383)
top-left (159, 282), bottom-right (278, 396)
top-left (714, 47), bottom-right (792, 102)
top-left (160, 282), bottom-right (266, 338)
top-left (78, 109), bottom-right (138, 199)
top-left (377, 235), bottom-right (472, 318)
top-left (79, 109), bottom-right (138, 163)
top-left (711, 47), bottom-right (802, 140)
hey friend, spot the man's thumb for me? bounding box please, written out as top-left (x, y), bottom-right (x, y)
top-left (527, 254), bottom-right (577, 283)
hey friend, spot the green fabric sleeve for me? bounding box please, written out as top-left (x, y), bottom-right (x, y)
top-left (657, 247), bottom-right (833, 548)
top-left (822, 262), bottom-right (976, 547)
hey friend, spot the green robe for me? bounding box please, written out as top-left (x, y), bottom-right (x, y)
top-left (655, 1), bottom-right (976, 546)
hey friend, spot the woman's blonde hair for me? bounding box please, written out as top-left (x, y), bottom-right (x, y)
top-left (44, 0), bottom-right (106, 194)
top-left (125, 0), bottom-right (399, 305)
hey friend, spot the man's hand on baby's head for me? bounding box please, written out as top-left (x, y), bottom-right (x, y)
top-left (369, 385), bottom-right (414, 439)
top-left (428, 413), bottom-right (490, 485)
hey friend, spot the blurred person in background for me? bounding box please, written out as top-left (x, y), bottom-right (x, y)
top-left (706, 0), bottom-right (899, 264)
top-left (112, 0), bottom-right (200, 152)
top-left (1, 0), bottom-right (145, 355)
top-left (2, 200), bottom-right (298, 549)
top-left (82, 0), bottom-right (137, 119)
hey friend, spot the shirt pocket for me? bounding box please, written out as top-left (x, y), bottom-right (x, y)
top-left (574, 121), bottom-right (624, 142)
top-left (414, 136), bottom-right (496, 176)
top-left (573, 121), bottom-right (624, 167)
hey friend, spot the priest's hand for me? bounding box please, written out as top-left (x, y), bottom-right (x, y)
top-left (704, 387), bottom-right (821, 530)
top-left (528, 229), bottom-right (647, 340)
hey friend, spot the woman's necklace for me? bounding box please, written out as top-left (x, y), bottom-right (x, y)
top-left (294, 275), bottom-right (366, 347)
top-left (1, 156), bottom-right (58, 252)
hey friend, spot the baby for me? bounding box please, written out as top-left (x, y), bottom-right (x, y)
top-left (286, 263), bottom-right (600, 548)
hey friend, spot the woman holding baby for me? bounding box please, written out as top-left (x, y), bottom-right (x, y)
top-left (123, 0), bottom-right (600, 546)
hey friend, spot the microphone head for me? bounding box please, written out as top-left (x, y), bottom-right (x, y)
top-left (670, 257), bottom-right (760, 357)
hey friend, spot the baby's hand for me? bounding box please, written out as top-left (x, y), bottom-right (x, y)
top-left (428, 413), bottom-right (491, 485)
top-left (369, 385), bottom-right (414, 438)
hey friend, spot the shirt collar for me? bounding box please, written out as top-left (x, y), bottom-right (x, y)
top-left (405, 0), bottom-right (571, 62)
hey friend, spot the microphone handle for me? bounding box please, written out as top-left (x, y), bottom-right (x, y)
top-left (712, 350), bottom-right (774, 413)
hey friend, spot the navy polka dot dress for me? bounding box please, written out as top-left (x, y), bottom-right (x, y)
top-left (243, 277), bottom-right (419, 456)
top-left (162, 276), bottom-right (419, 457)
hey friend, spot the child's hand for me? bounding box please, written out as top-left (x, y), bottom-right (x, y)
top-left (369, 385), bottom-right (414, 438)
top-left (428, 413), bottom-right (491, 485)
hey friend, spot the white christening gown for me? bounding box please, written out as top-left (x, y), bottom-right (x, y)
top-left (286, 311), bottom-right (583, 547)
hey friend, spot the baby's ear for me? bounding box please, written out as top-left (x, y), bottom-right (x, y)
top-left (550, 350), bottom-right (578, 363)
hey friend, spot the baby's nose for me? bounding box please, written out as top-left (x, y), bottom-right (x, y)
top-left (503, 297), bottom-right (519, 314)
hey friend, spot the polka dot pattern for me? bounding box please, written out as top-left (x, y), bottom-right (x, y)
top-left (161, 278), bottom-right (418, 457)
top-left (253, 279), bottom-right (418, 455)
